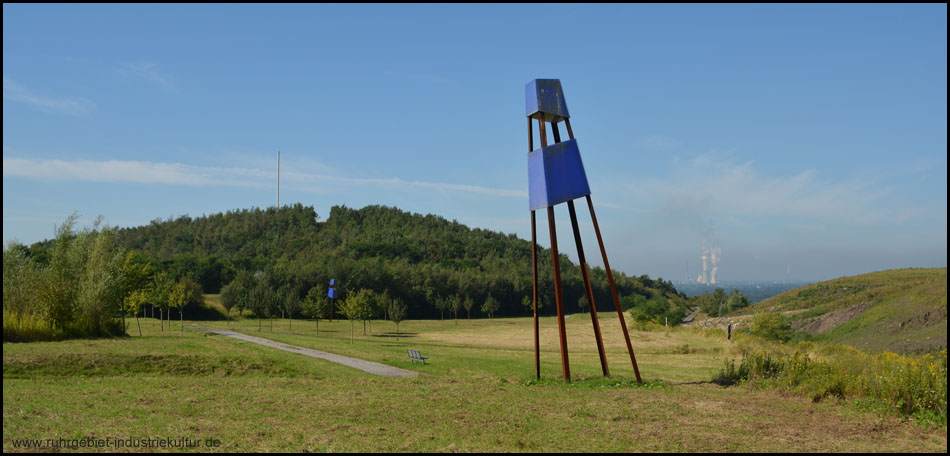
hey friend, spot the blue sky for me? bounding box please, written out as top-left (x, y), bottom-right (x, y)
top-left (3, 4), bottom-right (947, 282)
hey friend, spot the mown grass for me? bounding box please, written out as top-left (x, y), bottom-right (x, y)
top-left (4, 312), bottom-right (947, 452)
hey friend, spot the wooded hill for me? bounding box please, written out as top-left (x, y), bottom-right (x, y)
top-left (738, 268), bottom-right (947, 353)
top-left (59, 204), bottom-right (688, 321)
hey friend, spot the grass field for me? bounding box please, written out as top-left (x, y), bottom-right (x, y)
top-left (4, 310), bottom-right (947, 452)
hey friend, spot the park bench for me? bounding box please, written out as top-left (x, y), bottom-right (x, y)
top-left (407, 349), bottom-right (428, 364)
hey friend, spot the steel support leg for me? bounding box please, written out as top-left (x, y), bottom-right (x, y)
top-left (547, 206), bottom-right (571, 382)
top-left (586, 195), bottom-right (641, 382)
top-left (568, 200), bottom-right (609, 377)
top-left (531, 210), bottom-right (540, 380)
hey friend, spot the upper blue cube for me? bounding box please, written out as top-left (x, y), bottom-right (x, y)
top-left (526, 79), bottom-right (570, 122)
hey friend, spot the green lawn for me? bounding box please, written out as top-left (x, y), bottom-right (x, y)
top-left (4, 312), bottom-right (946, 452)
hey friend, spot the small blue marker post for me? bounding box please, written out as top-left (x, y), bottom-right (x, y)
top-left (328, 279), bottom-right (337, 322)
top-left (526, 79), bottom-right (641, 383)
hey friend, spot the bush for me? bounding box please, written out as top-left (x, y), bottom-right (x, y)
top-left (3, 216), bottom-right (137, 341)
top-left (746, 312), bottom-right (794, 342)
top-left (715, 345), bottom-right (947, 425)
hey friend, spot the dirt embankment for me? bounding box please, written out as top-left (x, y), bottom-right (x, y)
top-left (793, 301), bottom-right (874, 334)
top-left (685, 309), bottom-right (808, 332)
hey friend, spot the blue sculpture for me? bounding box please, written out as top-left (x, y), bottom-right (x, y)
top-left (525, 79), bottom-right (641, 383)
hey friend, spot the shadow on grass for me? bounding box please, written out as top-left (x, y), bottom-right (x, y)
top-left (372, 332), bottom-right (419, 339)
top-left (523, 377), bottom-right (668, 390)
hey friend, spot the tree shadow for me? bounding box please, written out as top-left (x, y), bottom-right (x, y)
top-left (372, 332), bottom-right (419, 339)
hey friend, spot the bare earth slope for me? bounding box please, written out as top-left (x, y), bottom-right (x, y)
top-left (734, 268), bottom-right (947, 353)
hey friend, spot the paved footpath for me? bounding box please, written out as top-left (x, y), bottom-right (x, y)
top-left (199, 327), bottom-right (418, 378)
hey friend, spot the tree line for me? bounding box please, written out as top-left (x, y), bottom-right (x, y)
top-left (4, 215), bottom-right (203, 341)
top-left (10, 204), bottom-right (705, 340)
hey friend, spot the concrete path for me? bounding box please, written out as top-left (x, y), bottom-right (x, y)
top-left (200, 327), bottom-right (418, 378)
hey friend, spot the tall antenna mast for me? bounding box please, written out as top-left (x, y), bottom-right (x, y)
top-left (277, 150), bottom-right (280, 210)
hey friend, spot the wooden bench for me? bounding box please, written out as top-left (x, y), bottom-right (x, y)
top-left (407, 349), bottom-right (428, 364)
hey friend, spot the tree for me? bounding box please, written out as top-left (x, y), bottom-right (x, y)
top-left (726, 289), bottom-right (750, 314)
top-left (463, 295), bottom-right (474, 319)
top-left (180, 277), bottom-right (204, 313)
top-left (282, 285), bottom-right (302, 330)
top-left (388, 297), bottom-right (408, 341)
top-left (481, 294), bottom-right (500, 323)
top-left (578, 295), bottom-right (588, 313)
top-left (123, 289), bottom-right (147, 336)
top-left (119, 251), bottom-right (153, 333)
top-left (219, 282), bottom-right (245, 325)
top-left (248, 281), bottom-right (271, 331)
top-left (434, 295), bottom-right (448, 323)
top-left (450, 294), bottom-right (462, 324)
top-left (149, 272), bottom-right (175, 331)
top-left (339, 289), bottom-right (372, 343)
top-left (168, 280), bottom-right (188, 336)
top-left (301, 286), bottom-right (332, 335)
top-left (378, 289), bottom-right (392, 322)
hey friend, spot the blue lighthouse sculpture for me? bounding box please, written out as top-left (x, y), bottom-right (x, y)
top-left (526, 79), bottom-right (641, 383)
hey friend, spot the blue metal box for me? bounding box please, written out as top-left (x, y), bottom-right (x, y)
top-left (525, 79), bottom-right (570, 121)
top-left (528, 139), bottom-right (591, 211)
top-left (328, 288), bottom-right (336, 299)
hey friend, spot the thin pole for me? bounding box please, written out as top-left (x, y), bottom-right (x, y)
top-left (551, 120), bottom-right (562, 144)
top-left (586, 195), bottom-right (642, 382)
top-left (528, 118), bottom-right (534, 151)
top-left (568, 200), bottom-right (609, 377)
top-left (277, 150), bottom-right (280, 209)
top-left (529, 116), bottom-right (539, 380)
top-left (538, 114), bottom-right (547, 149)
top-left (547, 205), bottom-right (570, 382)
top-left (531, 210), bottom-right (540, 380)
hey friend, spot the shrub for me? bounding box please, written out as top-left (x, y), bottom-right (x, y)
top-left (3, 216), bottom-right (137, 341)
top-left (715, 345), bottom-right (947, 425)
top-left (746, 312), bottom-right (794, 342)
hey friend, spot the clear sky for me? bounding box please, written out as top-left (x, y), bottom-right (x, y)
top-left (3, 4), bottom-right (947, 282)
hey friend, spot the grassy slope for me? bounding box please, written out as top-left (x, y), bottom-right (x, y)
top-left (738, 268), bottom-right (947, 353)
top-left (4, 313), bottom-right (946, 452)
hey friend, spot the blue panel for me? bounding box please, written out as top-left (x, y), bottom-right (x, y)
top-left (328, 288), bottom-right (335, 299)
top-left (525, 79), bottom-right (570, 120)
top-left (527, 139), bottom-right (591, 211)
top-left (330, 278), bottom-right (335, 286)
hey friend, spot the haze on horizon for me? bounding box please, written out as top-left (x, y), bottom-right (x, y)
top-left (3, 4), bottom-right (947, 283)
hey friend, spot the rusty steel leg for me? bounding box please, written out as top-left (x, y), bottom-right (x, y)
top-left (530, 115), bottom-right (539, 379)
top-left (586, 195), bottom-right (641, 382)
top-left (567, 200), bottom-right (609, 377)
top-left (547, 206), bottom-right (571, 382)
top-left (538, 114), bottom-right (547, 148)
top-left (528, 117), bottom-right (534, 151)
top-left (531, 210), bottom-right (540, 380)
